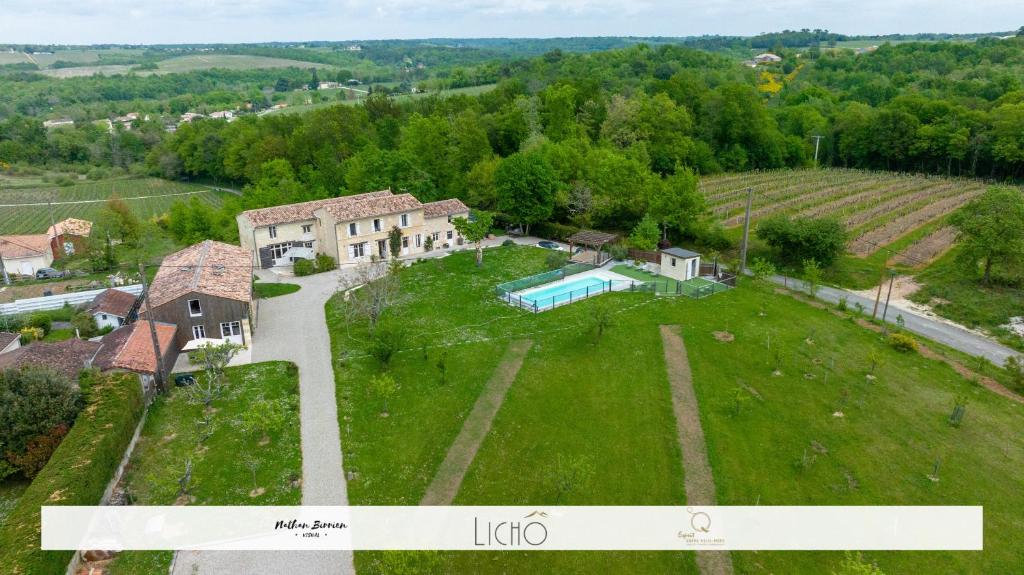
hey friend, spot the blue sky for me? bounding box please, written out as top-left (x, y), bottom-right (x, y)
top-left (2, 0), bottom-right (1021, 44)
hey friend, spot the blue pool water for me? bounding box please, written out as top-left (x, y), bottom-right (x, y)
top-left (518, 276), bottom-right (609, 308)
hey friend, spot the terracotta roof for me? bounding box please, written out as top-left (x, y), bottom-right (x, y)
top-left (0, 332), bottom-right (18, 352)
top-left (239, 190), bottom-right (392, 227)
top-left (0, 234), bottom-right (50, 259)
top-left (0, 338), bottom-right (101, 382)
top-left (94, 321), bottom-right (176, 375)
top-left (47, 218), bottom-right (92, 238)
top-left (422, 198), bottom-right (470, 219)
top-left (146, 240), bottom-right (252, 309)
top-left (89, 288), bottom-right (139, 318)
top-left (320, 193), bottom-right (422, 222)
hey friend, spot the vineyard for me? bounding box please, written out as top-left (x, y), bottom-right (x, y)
top-left (700, 168), bottom-right (997, 264)
top-left (0, 178), bottom-right (230, 235)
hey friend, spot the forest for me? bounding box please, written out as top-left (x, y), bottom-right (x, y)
top-left (3, 36), bottom-right (1024, 250)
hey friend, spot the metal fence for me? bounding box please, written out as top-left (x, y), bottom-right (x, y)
top-left (500, 277), bottom-right (733, 313)
top-left (0, 284), bottom-right (142, 316)
top-left (495, 262), bottom-right (596, 299)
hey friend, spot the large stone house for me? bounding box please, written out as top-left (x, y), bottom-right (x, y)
top-left (236, 190), bottom-right (470, 268)
top-left (140, 240), bottom-right (254, 350)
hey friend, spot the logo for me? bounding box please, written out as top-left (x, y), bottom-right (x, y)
top-left (677, 507), bottom-right (725, 547)
top-left (274, 518), bottom-right (348, 539)
top-left (473, 511), bottom-right (550, 547)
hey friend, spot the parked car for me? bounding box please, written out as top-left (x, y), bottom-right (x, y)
top-left (537, 240), bottom-right (562, 250)
top-left (35, 267), bottom-right (66, 280)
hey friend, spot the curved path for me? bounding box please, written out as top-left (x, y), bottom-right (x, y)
top-left (173, 270), bottom-right (354, 575)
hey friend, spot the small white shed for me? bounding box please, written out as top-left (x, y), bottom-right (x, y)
top-left (660, 247), bottom-right (701, 282)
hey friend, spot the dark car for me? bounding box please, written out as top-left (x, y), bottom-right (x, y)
top-left (35, 267), bottom-right (66, 280)
top-left (537, 240), bottom-right (562, 250)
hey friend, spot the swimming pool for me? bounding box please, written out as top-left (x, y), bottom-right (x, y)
top-left (516, 275), bottom-right (610, 309)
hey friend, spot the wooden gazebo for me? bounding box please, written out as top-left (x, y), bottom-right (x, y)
top-left (567, 230), bottom-right (619, 266)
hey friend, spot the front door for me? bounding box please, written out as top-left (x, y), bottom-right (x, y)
top-left (689, 258), bottom-right (698, 280)
top-left (220, 321), bottom-right (244, 345)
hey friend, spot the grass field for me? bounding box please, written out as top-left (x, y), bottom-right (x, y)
top-left (328, 245), bottom-right (1023, 574)
top-left (37, 54), bottom-right (335, 78)
top-left (107, 361), bottom-right (302, 575)
top-left (0, 177), bottom-right (230, 234)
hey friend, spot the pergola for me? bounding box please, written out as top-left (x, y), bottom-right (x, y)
top-left (567, 230), bottom-right (619, 266)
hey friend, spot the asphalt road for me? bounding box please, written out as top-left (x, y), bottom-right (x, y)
top-left (770, 274), bottom-right (1021, 366)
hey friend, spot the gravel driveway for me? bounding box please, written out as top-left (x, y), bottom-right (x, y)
top-left (173, 269), bottom-right (355, 575)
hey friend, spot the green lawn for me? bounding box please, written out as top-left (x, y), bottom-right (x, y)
top-left (611, 264), bottom-right (731, 297)
top-left (107, 361), bottom-right (302, 575)
top-left (253, 282), bottom-right (301, 299)
top-left (329, 245), bottom-right (1023, 574)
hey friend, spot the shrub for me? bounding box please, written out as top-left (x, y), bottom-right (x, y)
top-left (756, 215), bottom-right (847, 267)
top-left (315, 253), bottom-right (337, 272)
top-left (888, 332), bottom-right (918, 353)
top-left (26, 313), bottom-right (52, 335)
top-left (607, 243), bottom-right (628, 260)
top-left (0, 367), bottom-right (81, 480)
top-left (71, 311), bottom-right (99, 338)
top-left (545, 250), bottom-right (568, 270)
top-left (502, 239), bottom-right (516, 247)
top-left (0, 371), bottom-right (143, 573)
top-left (533, 221), bottom-right (580, 242)
top-left (293, 258), bottom-right (316, 276)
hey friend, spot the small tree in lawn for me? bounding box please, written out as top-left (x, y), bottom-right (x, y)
top-left (750, 257), bottom-right (776, 284)
top-left (547, 454), bottom-right (595, 504)
top-left (452, 211), bottom-right (494, 267)
top-left (802, 258), bottom-right (822, 299)
top-left (589, 299), bottom-right (614, 343)
top-left (338, 257), bottom-right (401, 332)
top-left (187, 342), bottom-right (242, 406)
top-left (1005, 356), bottom-right (1024, 391)
top-left (832, 551), bottom-right (885, 575)
top-left (370, 372), bottom-right (397, 416)
top-left (241, 397), bottom-right (290, 444)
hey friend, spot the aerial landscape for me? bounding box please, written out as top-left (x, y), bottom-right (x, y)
top-left (0, 1), bottom-right (1023, 574)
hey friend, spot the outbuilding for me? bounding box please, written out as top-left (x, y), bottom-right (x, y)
top-left (660, 247), bottom-right (701, 282)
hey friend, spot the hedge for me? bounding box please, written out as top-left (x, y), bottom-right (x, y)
top-left (0, 370), bottom-right (144, 575)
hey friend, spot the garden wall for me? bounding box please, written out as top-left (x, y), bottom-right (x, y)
top-left (0, 371), bottom-right (144, 574)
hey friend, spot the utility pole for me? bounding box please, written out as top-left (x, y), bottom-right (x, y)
top-left (811, 135), bottom-right (824, 165)
top-left (138, 263), bottom-right (167, 393)
top-left (881, 271), bottom-right (897, 330)
top-left (739, 187), bottom-right (754, 275)
top-left (871, 264), bottom-right (887, 320)
top-left (0, 251), bottom-right (9, 285)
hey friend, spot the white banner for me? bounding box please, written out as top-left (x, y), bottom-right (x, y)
top-left (42, 506), bottom-right (982, 551)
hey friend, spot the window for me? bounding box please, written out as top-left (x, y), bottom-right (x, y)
top-left (100, 314), bottom-right (108, 320)
top-left (446, 230), bottom-right (453, 240)
top-left (188, 299), bottom-right (202, 317)
top-left (400, 213), bottom-right (409, 227)
top-left (348, 222), bottom-right (358, 237)
top-left (373, 218), bottom-right (382, 232)
top-left (350, 242), bottom-right (366, 258)
top-left (191, 325), bottom-right (206, 339)
top-left (447, 215), bottom-right (453, 223)
top-left (415, 234), bottom-right (422, 248)
top-left (432, 232), bottom-right (440, 241)
top-left (301, 224), bottom-right (312, 234)
top-left (401, 236), bottom-right (409, 249)
top-left (268, 225), bottom-right (277, 239)
top-left (220, 321), bottom-right (241, 337)
top-left (671, 258), bottom-right (677, 267)
top-left (269, 243), bottom-right (289, 260)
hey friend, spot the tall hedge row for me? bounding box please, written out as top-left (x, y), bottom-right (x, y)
top-left (0, 370), bottom-right (144, 575)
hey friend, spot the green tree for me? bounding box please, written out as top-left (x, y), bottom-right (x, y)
top-left (647, 168), bottom-right (704, 240)
top-left (0, 366), bottom-right (81, 479)
top-left (494, 151), bottom-right (557, 235)
top-left (388, 225), bottom-right (403, 259)
top-left (950, 187), bottom-right (1024, 284)
top-left (452, 211), bottom-right (494, 267)
top-left (757, 215), bottom-right (847, 267)
top-left (802, 258), bottom-right (823, 298)
top-left (629, 213), bottom-right (660, 251)
top-left (370, 372), bottom-right (397, 416)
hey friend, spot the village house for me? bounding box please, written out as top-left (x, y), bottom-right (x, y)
top-left (0, 234), bottom-right (53, 277)
top-left (139, 240), bottom-right (254, 350)
top-left (88, 288), bottom-right (140, 330)
top-left (236, 190), bottom-right (470, 269)
top-left (0, 338), bottom-right (102, 383)
top-left (42, 118), bottom-right (74, 129)
top-left (0, 332), bottom-right (21, 355)
top-left (753, 52), bottom-right (783, 63)
top-left (93, 321), bottom-right (178, 396)
top-left (47, 217), bottom-right (92, 257)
